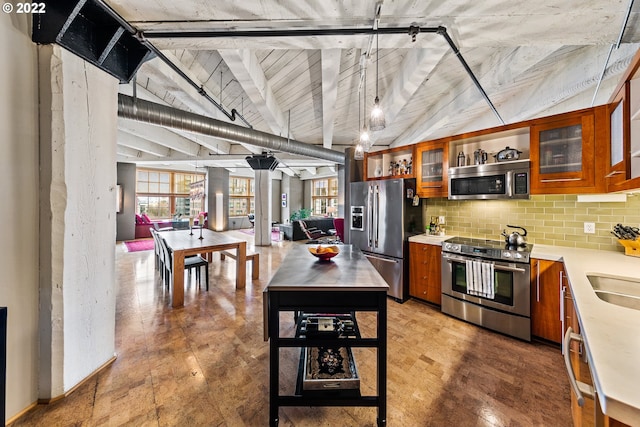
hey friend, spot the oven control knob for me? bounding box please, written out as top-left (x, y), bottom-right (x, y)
top-left (502, 251), bottom-right (512, 258)
top-left (513, 252), bottom-right (523, 259)
top-left (444, 243), bottom-right (459, 252)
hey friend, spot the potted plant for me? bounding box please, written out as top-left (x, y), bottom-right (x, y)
top-left (290, 208), bottom-right (312, 222)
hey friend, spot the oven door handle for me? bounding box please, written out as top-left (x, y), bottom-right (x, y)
top-left (493, 265), bottom-right (527, 273)
top-left (443, 257), bottom-right (526, 273)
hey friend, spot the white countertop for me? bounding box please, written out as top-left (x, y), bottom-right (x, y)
top-left (408, 234), bottom-right (452, 245)
top-left (533, 244), bottom-right (640, 425)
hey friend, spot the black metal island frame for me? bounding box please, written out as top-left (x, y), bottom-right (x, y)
top-left (263, 245), bottom-right (389, 426)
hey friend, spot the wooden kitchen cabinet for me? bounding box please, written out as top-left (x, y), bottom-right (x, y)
top-left (530, 106), bottom-right (607, 194)
top-left (530, 258), bottom-right (564, 344)
top-left (606, 47), bottom-right (640, 192)
top-left (409, 242), bottom-right (442, 304)
top-left (415, 141), bottom-right (448, 197)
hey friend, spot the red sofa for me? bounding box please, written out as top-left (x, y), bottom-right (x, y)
top-left (135, 214), bottom-right (173, 239)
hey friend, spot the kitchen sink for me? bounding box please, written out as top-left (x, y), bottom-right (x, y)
top-left (587, 274), bottom-right (640, 311)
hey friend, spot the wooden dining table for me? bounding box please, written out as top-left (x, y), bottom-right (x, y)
top-left (161, 228), bottom-right (247, 307)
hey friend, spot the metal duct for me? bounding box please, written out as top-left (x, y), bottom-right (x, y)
top-left (117, 94), bottom-right (345, 164)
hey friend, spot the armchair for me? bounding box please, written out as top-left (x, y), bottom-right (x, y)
top-left (298, 220), bottom-right (335, 243)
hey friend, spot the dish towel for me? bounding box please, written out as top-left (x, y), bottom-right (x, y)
top-left (481, 261), bottom-right (495, 299)
top-left (465, 260), bottom-right (495, 299)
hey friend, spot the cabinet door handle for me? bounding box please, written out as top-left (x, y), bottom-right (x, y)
top-left (536, 260), bottom-right (540, 302)
top-left (561, 285), bottom-right (566, 347)
top-left (563, 327), bottom-right (595, 407)
top-left (421, 185), bottom-right (443, 188)
top-left (604, 170), bottom-right (625, 178)
top-left (540, 178), bottom-right (582, 183)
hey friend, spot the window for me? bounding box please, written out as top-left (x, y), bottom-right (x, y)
top-left (136, 169), bottom-right (205, 219)
top-left (311, 177), bottom-right (338, 216)
top-left (229, 177), bottom-right (254, 216)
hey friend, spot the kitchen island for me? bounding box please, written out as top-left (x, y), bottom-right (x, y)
top-left (263, 244), bottom-right (389, 427)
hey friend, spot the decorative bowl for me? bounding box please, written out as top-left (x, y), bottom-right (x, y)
top-left (308, 245), bottom-right (340, 261)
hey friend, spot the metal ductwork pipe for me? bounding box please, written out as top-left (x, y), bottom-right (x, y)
top-left (117, 94), bottom-right (345, 164)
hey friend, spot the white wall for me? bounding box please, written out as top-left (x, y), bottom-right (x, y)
top-left (0, 13), bottom-right (40, 421)
top-left (38, 45), bottom-right (118, 397)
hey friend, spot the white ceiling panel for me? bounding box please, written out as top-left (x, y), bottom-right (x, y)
top-left (103, 0), bottom-right (640, 172)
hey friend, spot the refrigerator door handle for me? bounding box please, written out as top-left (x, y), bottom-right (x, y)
top-left (367, 186), bottom-right (374, 248)
top-left (374, 185), bottom-right (380, 248)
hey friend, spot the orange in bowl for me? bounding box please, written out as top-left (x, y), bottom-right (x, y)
top-left (308, 245), bottom-right (340, 261)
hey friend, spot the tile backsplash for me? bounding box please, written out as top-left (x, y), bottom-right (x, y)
top-left (423, 194), bottom-right (640, 252)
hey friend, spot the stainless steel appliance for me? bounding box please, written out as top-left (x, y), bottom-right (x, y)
top-left (441, 237), bottom-right (532, 340)
top-left (350, 179), bottom-right (423, 302)
top-left (448, 160), bottom-right (530, 200)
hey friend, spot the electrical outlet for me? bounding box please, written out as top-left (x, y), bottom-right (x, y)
top-left (439, 216), bottom-right (445, 224)
top-left (584, 222), bottom-right (596, 234)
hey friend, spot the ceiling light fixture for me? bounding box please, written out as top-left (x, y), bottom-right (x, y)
top-left (369, 31), bottom-right (385, 131)
top-left (354, 66), bottom-right (366, 160)
top-left (360, 67), bottom-right (370, 150)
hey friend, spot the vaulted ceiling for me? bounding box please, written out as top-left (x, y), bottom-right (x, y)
top-left (109, 0), bottom-right (640, 177)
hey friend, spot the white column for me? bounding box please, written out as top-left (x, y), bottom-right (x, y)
top-left (38, 45), bottom-right (118, 399)
top-left (254, 170), bottom-right (273, 246)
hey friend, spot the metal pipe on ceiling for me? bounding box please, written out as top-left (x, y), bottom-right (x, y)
top-left (117, 94), bottom-right (345, 164)
top-left (96, 0), bottom-right (503, 146)
top-left (142, 26), bottom-right (442, 39)
top-left (93, 0), bottom-right (252, 128)
top-left (142, 24), bottom-right (504, 126)
top-left (438, 27), bottom-right (505, 125)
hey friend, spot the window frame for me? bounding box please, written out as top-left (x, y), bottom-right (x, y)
top-left (311, 177), bottom-right (338, 216)
top-left (229, 177), bottom-right (254, 217)
top-left (135, 168), bottom-right (205, 220)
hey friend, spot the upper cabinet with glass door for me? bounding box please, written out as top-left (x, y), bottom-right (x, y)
top-left (606, 48), bottom-right (640, 192)
top-left (530, 106), bottom-right (608, 194)
top-left (415, 140), bottom-right (448, 197)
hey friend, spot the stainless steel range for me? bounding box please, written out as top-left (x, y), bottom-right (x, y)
top-left (441, 237), bottom-right (532, 341)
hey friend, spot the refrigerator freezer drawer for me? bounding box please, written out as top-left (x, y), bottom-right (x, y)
top-left (364, 253), bottom-right (405, 301)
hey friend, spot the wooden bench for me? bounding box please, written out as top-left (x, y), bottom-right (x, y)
top-left (220, 250), bottom-right (260, 280)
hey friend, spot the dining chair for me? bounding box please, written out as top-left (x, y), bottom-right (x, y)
top-left (158, 235), bottom-right (209, 291)
top-left (150, 228), bottom-right (161, 271)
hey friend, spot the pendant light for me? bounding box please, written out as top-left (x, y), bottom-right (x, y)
top-left (360, 67), bottom-right (370, 150)
top-left (354, 73), bottom-right (365, 160)
top-left (369, 31), bottom-right (385, 131)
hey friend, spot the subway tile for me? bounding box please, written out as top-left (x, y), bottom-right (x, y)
top-left (419, 193), bottom-right (640, 251)
top-left (525, 207), bottom-right (545, 214)
top-left (587, 208), bottom-right (613, 216)
top-left (542, 207), bottom-right (565, 215)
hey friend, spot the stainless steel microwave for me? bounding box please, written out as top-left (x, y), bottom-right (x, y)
top-left (448, 160), bottom-right (530, 200)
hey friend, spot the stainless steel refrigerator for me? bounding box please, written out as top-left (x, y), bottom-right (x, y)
top-left (349, 179), bottom-right (423, 302)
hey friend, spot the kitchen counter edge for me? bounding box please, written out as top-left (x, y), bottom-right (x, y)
top-left (532, 243), bottom-right (640, 426)
top-left (408, 234), bottom-right (452, 245)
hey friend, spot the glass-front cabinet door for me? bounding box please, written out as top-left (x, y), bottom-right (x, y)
top-left (606, 88), bottom-right (629, 191)
top-left (530, 108), bottom-right (602, 193)
top-left (416, 141), bottom-right (448, 197)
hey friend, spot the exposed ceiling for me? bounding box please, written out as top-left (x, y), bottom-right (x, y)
top-left (108, 0), bottom-right (640, 177)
